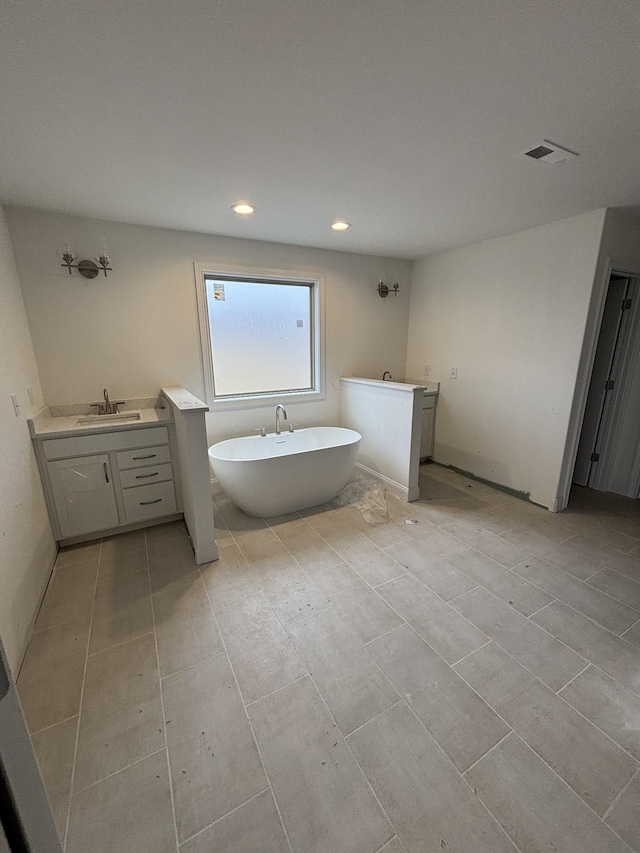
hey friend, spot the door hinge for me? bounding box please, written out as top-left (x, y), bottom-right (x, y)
top-left (590, 452), bottom-right (600, 463)
top-left (622, 297), bottom-right (632, 310)
top-left (605, 379), bottom-right (616, 391)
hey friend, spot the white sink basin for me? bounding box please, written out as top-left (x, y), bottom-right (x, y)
top-left (76, 411), bottom-right (142, 425)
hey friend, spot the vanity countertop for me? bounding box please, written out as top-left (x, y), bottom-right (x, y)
top-left (28, 403), bottom-right (173, 440)
top-left (341, 377), bottom-right (439, 395)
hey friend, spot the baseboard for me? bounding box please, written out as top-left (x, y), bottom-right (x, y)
top-left (353, 462), bottom-right (419, 502)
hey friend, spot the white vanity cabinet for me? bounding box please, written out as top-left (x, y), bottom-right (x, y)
top-left (36, 425), bottom-right (181, 542)
top-left (47, 454), bottom-right (120, 538)
top-left (420, 393), bottom-right (437, 461)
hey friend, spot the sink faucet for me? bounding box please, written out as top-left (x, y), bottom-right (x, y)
top-left (382, 371), bottom-right (393, 381)
top-left (275, 404), bottom-right (287, 435)
top-left (90, 388), bottom-right (124, 415)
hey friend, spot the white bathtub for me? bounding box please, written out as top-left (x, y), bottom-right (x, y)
top-left (208, 427), bottom-right (361, 517)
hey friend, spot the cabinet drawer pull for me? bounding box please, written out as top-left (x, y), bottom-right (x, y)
top-left (103, 462), bottom-right (110, 483)
top-left (139, 498), bottom-right (162, 505)
top-left (132, 453), bottom-right (156, 460)
top-left (135, 472), bottom-right (159, 479)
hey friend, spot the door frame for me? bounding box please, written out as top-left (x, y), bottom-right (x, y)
top-left (554, 259), bottom-right (639, 511)
top-left (589, 275), bottom-right (640, 492)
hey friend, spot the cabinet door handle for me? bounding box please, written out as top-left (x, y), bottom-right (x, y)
top-left (135, 472), bottom-right (159, 479)
top-left (132, 453), bottom-right (156, 460)
top-left (139, 498), bottom-right (162, 505)
top-left (103, 462), bottom-right (110, 483)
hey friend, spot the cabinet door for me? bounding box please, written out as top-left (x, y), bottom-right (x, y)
top-left (420, 407), bottom-right (435, 459)
top-left (48, 454), bottom-right (120, 537)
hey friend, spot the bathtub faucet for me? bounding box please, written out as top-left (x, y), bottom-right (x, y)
top-left (275, 404), bottom-right (288, 435)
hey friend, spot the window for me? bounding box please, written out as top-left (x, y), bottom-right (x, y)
top-left (195, 264), bottom-right (322, 406)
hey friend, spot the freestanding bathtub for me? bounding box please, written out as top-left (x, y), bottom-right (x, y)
top-left (208, 426), bottom-right (361, 517)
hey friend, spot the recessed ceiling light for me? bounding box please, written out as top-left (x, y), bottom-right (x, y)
top-left (331, 220), bottom-right (351, 232)
top-left (231, 201), bottom-right (256, 216)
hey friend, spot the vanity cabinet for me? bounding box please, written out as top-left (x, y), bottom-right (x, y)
top-left (420, 393), bottom-right (437, 460)
top-left (36, 425), bottom-right (180, 542)
top-left (47, 454), bottom-right (119, 538)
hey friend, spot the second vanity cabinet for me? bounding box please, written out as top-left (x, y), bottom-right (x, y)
top-left (38, 425), bottom-right (180, 541)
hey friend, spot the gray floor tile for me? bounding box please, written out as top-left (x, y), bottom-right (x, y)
top-left (249, 676), bottom-right (393, 853)
top-left (562, 535), bottom-right (640, 582)
top-left (148, 537), bottom-right (198, 592)
top-left (74, 633), bottom-right (164, 791)
top-left (386, 524), bottom-right (468, 559)
top-left (216, 594), bottom-right (306, 704)
top-left (324, 529), bottom-right (406, 586)
top-left (587, 567), bottom-right (640, 610)
top-left (287, 609), bottom-right (398, 734)
top-left (340, 506), bottom-right (410, 547)
top-left (253, 552), bottom-right (330, 625)
top-left (275, 523), bottom-right (344, 572)
top-left (31, 716), bottom-right (77, 838)
top-left (179, 789), bottom-right (288, 853)
top-left (451, 587), bottom-right (587, 690)
top-left (313, 564), bottom-right (405, 643)
top-left (145, 518), bottom-right (189, 543)
top-left (199, 541), bottom-right (259, 609)
top-left (447, 548), bottom-right (553, 616)
top-left (623, 619), bottom-right (640, 648)
top-left (33, 561), bottom-right (97, 631)
top-left (153, 574), bottom-right (223, 677)
top-left (89, 569), bottom-right (153, 654)
top-left (163, 654), bottom-right (266, 842)
top-left (235, 528), bottom-right (287, 563)
top-left (367, 625), bottom-right (508, 772)
top-left (441, 520), bottom-right (531, 567)
top-left (98, 544), bottom-right (148, 580)
top-left (66, 750), bottom-right (175, 853)
top-left (348, 702), bottom-right (517, 853)
top-left (532, 600), bottom-right (640, 696)
top-left (376, 574), bottom-right (489, 664)
top-left (17, 616), bottom-right (91, 732)
top-left (500, 527), bottom-right (602, 579)
top-left (559, 665), bottom-right (640, 761)
top-left (55, 541), bottom-right (101, 569)
top-left (514, 556), bottom-right (639, 633)
top-left (605, 771), bottom-right (640, 852)
top-left (384, 542), bottom-right (476, 601)
top-left (454, 643), bottom-right (636, 816)
top-left (466, 733), bottom-right (631, 853)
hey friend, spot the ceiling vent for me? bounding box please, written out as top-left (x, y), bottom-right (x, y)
top-left (523, 140), bottom-right (578, 165)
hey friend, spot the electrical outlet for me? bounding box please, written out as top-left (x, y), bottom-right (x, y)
top-left (449, 367), bottom-right (458, 379)
top-left (424, 364), bottom-right (430, 376)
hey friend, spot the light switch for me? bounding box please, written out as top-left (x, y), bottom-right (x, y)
top-left (11, 394), bottom-right (20, 416)
top-left (424, 364), bottom-right (431, 376)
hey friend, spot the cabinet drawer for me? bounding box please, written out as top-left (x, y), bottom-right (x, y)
top-left (120, 462), bottom-right (173, 489)
top-left (122, 481), bottom-right (177, 523)
top-left (117, 444), bottom-right (171, 470)
top-left (43, 426), bottom-right (169, 460)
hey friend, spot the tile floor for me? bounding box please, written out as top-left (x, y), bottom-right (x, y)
top-left (17, 464), bottom-right (640, 853)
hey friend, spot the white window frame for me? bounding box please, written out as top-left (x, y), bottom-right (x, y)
top-left (194, 261), bottom-right (325, 410)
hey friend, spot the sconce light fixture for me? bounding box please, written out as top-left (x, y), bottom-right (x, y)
top-left (377, 280), bottom-right (400, 298)
top-left (61, 250), bottom-right (112, 278)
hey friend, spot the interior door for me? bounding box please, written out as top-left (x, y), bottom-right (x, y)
top-left (573, 276), bottom-right (632, 486)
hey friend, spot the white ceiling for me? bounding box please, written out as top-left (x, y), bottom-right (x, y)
top-left (1, 0), bottom-right (639, 259)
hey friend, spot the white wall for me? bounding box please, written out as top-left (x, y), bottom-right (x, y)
top-left (405, 210), bottom-right (607, 509)
top-left (0, 207), bottom-right (56, 676)
top-left (6, 208), bottom-right (412, 445)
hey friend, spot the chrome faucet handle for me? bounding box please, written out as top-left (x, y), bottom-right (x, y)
top-left (254, 427), bottom-right (267, 437)
top-left (89, 402), bottom-right (106, 415)
top-left (288, 423), bottom-right (299, 433)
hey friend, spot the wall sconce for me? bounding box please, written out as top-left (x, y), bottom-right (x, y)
top-left (61, 250), bottom-right (112, 278)
top-left (378, 280), bottom-right (400, 298)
